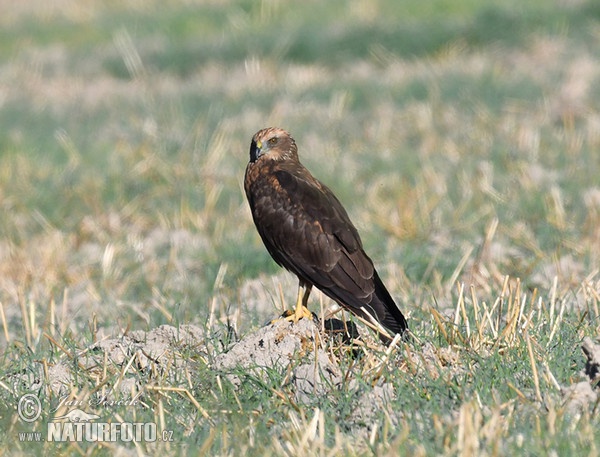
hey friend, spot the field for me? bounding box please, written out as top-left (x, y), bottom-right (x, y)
top-left (1, 0), bottom-right (599, 455)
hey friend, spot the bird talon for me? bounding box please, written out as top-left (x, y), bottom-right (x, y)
top-left (292, 304), bottom-right (315, 322)
top-left (270, 306), bottom-right (315, 325)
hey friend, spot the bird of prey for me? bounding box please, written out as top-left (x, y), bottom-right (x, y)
top-left (244, 127), bottom-right (408, 340)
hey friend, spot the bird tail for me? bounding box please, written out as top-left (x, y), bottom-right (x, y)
top-left (371, 272), bottom-right (408, 339)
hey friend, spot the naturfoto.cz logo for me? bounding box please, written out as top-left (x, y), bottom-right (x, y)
top-left (47, 420), bottom-right (159, 442)
top-left (17, 393), bottom-right (174, 444)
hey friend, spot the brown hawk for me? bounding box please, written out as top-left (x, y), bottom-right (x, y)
top-left (244, 127), bottom-right (408, 340)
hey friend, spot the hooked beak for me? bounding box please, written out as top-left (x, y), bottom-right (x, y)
top-left (250, 139), bottom-right (263, 163)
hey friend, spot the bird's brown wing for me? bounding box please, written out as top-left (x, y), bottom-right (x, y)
top-left (248, 163), bottom-right (406, 334)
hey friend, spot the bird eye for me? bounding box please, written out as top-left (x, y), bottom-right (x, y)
top-left (268, 137), bottom-right (278, 146)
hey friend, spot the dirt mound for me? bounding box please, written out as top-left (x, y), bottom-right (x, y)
top-left (214, 318), bottom-right (342, 402)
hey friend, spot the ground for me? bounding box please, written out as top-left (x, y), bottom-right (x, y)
top-left (0, 0), bottom-right (599, 455)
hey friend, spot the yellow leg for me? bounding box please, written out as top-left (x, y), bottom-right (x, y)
top-left (278, 282), bottom-right (313, 323)
top-left (294, 282), bottom-right (313, 322)
top-left (269, 281), bottom-right (314, 324)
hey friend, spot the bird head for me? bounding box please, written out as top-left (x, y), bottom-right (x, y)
top-left (249, 127), bottom-right (298, 163)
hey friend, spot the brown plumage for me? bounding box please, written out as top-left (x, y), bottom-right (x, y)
top-left (244, 127), bottom-right (408, 340)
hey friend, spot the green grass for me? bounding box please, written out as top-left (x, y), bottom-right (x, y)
top-left (1, 0), bottom-right (600, 455)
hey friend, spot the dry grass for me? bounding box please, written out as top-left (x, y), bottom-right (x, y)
top-left (1, 0), bottom-right (600, 455)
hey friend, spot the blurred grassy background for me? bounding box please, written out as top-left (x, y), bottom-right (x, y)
top-left (2, 0), bottom-right (598, 333)
top-left (0, 1), bottom-right (599, 453)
